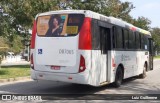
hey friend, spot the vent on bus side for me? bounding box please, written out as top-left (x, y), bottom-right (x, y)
top-left (78, 17), bottom-right (92, 50)
top-left (30, 20), bottom-right (37, 49)
top-left (79, 55), bottom-right (86, 73)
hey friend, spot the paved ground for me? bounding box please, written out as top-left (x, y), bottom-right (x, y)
top-left (0, 59), bottom-right (159, 102)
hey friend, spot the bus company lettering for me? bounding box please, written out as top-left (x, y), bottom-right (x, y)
top-left (59, 49), bottom-right (74, 55)
top-left (121, 54), bottom-right (131, 61)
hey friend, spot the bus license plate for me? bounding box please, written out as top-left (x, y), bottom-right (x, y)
top-left (51, 66), bottom-right (60, 70)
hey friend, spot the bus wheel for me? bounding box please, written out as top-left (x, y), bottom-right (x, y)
top-left (139, 64), bottom-right (147, 79)
top-left (113, 66), bottom-right (123, 88)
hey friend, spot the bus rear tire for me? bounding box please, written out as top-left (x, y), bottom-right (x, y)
top-left (113, 66), bottom-right (123, 88)
top-left (139, 64), bottom-right (147, 79)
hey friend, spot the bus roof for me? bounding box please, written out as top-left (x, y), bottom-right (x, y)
top-left (37, 10), bottom-right (151, 36)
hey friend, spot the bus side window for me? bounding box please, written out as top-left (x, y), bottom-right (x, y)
top-left (144, 35), bottom-right (148, 50)
top-left (91, 19), bottom-right (100, 50)
top-left (123, 29), bottom-right (129, 49)
top-left (128, 30), bottom-right (135, 49)
top-left (133, 32), bottom-right (136, 49)
top-left (135, 32), bottom-right (140, 49)
top-left (100, 26), bottom-right (111, 54)
top-left (140, 33), bottom-right (145, 50)
top-left (115, 26), bottom-right (123, 49)
top-left (112, 27), bottom-right (116, 49)
top-left (139, 33), bottom-right (142, 49)
top-left (100, 27), bottom-right (104, 53)
top-left (100, 27), bottom-right (106, 54)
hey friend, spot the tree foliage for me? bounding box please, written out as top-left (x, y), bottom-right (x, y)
top-left (68, 0), bottom-right (134, 18)
top-left (133, 17), bottom-right (151, 30)
top-left (0, 0), bottom-right (58, 31)
top-left (0, 0), bottom-right (159, 55)
top-left (0, 13), bottom-right (14, 37)
top-left (0, 0), bottom-right (152, 35)
top-left (8, 35), bottom-right (23, 54)
top-left (151, 28), bottom-right (160, 54)
top-left (68, 0), bottom-right (151, 30)
top-left (0, 0), bottom-right (58, 54)
top-left (0, 36), bottom-right (9, 55)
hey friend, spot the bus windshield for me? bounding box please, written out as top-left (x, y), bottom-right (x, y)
top-left (37, 14), bottom-right (84, 37)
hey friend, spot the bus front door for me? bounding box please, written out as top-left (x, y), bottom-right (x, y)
top-left (99, 26), bottom-right (111, 82)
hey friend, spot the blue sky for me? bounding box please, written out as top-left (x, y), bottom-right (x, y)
top-left (120, 0), bottom-right (160, 28)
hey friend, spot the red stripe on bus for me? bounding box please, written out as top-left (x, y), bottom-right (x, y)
top-left (30, 20), bottom-right (37, 49)
top-left (79, 17), bottom-right (92, 50)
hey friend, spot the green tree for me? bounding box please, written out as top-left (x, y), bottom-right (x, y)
top-left (1, 0), bottom-right (151, 34)
top-left (0, 36), bottom-right (9, 55)
top-left (68, 0), bottom-right (134, 18)
top-left (0, 0), bottom-right (153, 55)
top-left (133, 17), bottom-right (151, 30)
top-left (0, 12), bottom-right (13, 37)
top-left (151, 28), bottom-right (160, 55)
top-left (0, 0), bottom-right (58, 31)
top-left (0, 0), bottom-right (58, 54)
top-left (68, 0), bottom-right (151, 29)
top-left (7, 35), bottom-right (23, 54)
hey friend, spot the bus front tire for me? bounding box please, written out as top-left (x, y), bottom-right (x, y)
top-left (139, 64), bottom-right (147, 79)
top-left (113, 66), bottom-right (123, 88)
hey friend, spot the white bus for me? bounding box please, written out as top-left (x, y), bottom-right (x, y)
top-left (30, 10), bottom-right (153, 87)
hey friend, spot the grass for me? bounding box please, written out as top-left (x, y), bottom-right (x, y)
top-left (154, 55), bottom-right (160, 59)
top-left (0, 65), bottom-right (30, 79)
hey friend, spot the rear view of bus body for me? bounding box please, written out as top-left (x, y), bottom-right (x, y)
top-left (30, 10), bottom-right (153, 87)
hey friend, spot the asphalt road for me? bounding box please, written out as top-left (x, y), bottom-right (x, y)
top-left (0, 60), bottom-right (160, 102)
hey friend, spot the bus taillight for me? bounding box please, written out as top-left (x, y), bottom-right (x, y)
top-left (79, 17), bottom-right (92, 50)
top-left (79, 55), bottom-right (86, 73)
top-left (31, 54), bottom-right (34, 70)
top-left (30, 20), bottom-right (37, 49)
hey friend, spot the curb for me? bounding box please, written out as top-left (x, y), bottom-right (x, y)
top-left (0, 76), bottom-right (31, 83)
